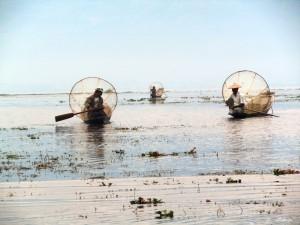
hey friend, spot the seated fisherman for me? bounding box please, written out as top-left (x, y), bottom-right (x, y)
top-left (84, 88), bottom-right (105, 119)
top-left (150, 86), bottom-right (156, 98)
top-left (225, 83), bottom-right (245, 114)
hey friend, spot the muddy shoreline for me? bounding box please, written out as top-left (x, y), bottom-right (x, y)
top-left (1, 174), bottom-right (299, 224)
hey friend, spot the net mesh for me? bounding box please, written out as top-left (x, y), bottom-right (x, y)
top-left (149, 82), bottom-right (164, 97)
top-left (69, 77), bottom-right (117, 121)
top-left (222, 70), bottom-right (274, 114)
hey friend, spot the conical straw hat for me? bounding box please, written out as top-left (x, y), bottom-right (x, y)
top-left (228, 83), bottom-right (241, 89)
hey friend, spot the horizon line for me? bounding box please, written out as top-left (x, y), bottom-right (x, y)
top-left (0, 86), bottom-right (300, 96)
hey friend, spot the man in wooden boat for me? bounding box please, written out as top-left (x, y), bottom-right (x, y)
top-left (225, 83), bottom-right (245, 115)
top-left (83, 88), bottom-right (106, 120)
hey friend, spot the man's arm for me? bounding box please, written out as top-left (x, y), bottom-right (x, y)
top-left (226, 96), bottom-right (234, 109)
top-left (84, 97), bottom-right (93, 110)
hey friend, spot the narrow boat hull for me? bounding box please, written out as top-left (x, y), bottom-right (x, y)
top-left (84, 116), bottom-right (110, 125)
top-left (229, 112), bottom-right (262, 119)
top-left (81, 106), bottom-right (112, 125)
top-left (149, 97), bottom-right (166, 103)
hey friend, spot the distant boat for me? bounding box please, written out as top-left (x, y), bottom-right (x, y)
top-left (149, 82), bottom-right (166, 102)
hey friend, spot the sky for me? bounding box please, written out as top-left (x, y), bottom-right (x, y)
top-left (0, 0), bottom-right (299, 93)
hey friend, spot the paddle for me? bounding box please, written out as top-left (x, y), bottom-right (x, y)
top-left (55, 110), bottom-right (90, 122)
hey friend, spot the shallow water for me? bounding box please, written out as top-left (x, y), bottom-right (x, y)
top-left (0, 90), bottom-right (299, 181)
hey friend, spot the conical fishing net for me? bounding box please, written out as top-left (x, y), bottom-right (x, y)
top-left (222, 70), bottom-right (274, 114)
top-left (69, 77), bottom-right (117, 122)
top-left (149, 82), bottom-right (164, 97)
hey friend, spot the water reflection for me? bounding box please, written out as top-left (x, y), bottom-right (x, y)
top-left (55, 123), bottom-right (106, 163)
top-left (149, 98), bottom-right (165, 104)
top-left (223, 117), bottom-right (273, 170)
top-left (224, 119), bottom-right (246, 152)
top-left (85, 124), bottom-right (105, 159)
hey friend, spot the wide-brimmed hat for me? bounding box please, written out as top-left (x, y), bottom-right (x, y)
top-left (228, 83), bottom-right (241, 89)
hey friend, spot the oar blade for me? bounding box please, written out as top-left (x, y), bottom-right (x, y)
top-left (55, 113), bottom-right (75, 122)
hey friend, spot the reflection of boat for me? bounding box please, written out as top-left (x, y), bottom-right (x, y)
top-left (84, 116), bottom-right (109, 124)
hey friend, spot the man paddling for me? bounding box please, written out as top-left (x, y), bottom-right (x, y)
top-left (225, 83), bottom-right (245, 114)
top-left (84, 88), bottom-right (105, 120)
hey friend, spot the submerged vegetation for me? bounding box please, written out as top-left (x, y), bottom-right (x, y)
top-left (27, 134), bottom-right (39, 139)
top-left (226, 177), bottom-right (242, 184)
top-left (141, 147), bottom-right (197, 158)
top-left (0, 118), bottom-right (299, 182)
top-left (155, 210), bottom-right (174, 219)
top-left (6, 154), bottom-right (22, 160)
top-left (0, 150), bottom-right (86, 181)
top-left (273, 168), bottom-right (300, 176)
top-left (130, 197), bottom-right (164, 205)
top-left (11, 127), bottom-right (28, 130)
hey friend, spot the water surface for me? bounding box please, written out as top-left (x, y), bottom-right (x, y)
top-left (0, 90), bottom-right (299, 181)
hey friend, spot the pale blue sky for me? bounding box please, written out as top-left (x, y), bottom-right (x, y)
top-left (0, 0), bottom-right (299, 93)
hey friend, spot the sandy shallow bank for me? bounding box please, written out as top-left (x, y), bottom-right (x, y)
top-left (0, 174), bottom-right (299, 225)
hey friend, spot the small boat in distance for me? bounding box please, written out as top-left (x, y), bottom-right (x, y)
top-left (149, 82), bottom-right (166, 102)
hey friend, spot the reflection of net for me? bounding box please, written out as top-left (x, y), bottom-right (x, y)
top-left (149, 82), bottom-right (164, 97)
top-left (69, 77), bottom-right (117, 121)
top-left (222, 70), bottom-right (274, 114)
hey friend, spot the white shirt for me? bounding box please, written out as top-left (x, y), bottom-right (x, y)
top-left (230, 92), bottom-right (244, 106)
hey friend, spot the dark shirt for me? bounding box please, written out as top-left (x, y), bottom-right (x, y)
top-left (84, 95), bottom-right (103, 110)
top-left (151, 88), bottom-right (156, 98)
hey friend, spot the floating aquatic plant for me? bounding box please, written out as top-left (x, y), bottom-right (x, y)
top-left (155, 210), bottom-right (174, 219)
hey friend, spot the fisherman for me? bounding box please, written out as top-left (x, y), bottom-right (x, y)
top-left (225, 83), bottom-right (245, 114)
top-left (84, 88), bottom-right (105, 119)
top-left (150, 86), bottom-right (156, 98)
